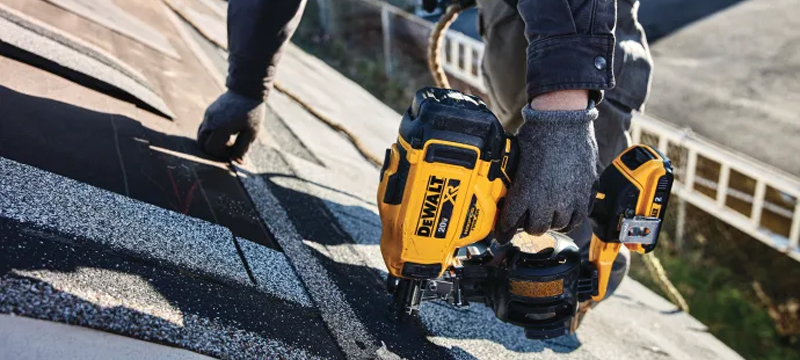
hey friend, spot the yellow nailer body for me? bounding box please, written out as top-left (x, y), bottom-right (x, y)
top-left (377, 89), bottom-right (516, 279)
top-left (377, 88), bottom-right (674, 340)
top-left (589, 144), bottom-right (674, 300)
top-left (377, 88), bottom-right (674, 301)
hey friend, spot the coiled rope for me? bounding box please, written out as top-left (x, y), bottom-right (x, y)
top-left (273, 83), bottom-right (383, 167)
top-left (643, 251), bottom-right (690, 312)
top-left (427, 4), bottom-right (462, 88)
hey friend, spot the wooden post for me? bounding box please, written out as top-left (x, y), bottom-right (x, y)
top-left (751, 181), bottom-right (766, 227)
top-left (716, 164), bottom-right (730, 207)
top-left (789, 202), bottom-right (800, 253)
top-left (316, 0), bottom-right (341, 37)
top-left (684, 149), bottom-right (698, 191)
top-left (631, 123), bottom-right (642, 144)
top-left (381, 4), bottom-right (393, 77)
top-left (675, 197), bottom-right (686, 251)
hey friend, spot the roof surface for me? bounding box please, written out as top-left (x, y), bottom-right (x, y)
top-left (644, 0), bottom-right (800, 175)
top-left (0, 0), bottom-right (743, 359)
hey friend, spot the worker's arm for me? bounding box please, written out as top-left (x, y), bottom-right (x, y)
top-left (517, 0), bottom-right (616, 109)
top-left (498, 0), bottom-right (615, 239)
top-left (226, 0), bottom-right (307, 100)
top-left (198, 0), bottom-right (307, 162)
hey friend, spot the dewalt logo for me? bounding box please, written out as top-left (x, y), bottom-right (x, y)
top-left (460, 195), bottom-right (480, 238)
top-left (650, 205), bottom-right (661, 218)
top-left (416, 175), bottom-right (460, 238)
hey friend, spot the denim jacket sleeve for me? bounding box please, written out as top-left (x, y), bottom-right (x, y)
top-left (516, 0), bottom-right (617, 103)
top-left (226, 0), bottom-right (307, 100)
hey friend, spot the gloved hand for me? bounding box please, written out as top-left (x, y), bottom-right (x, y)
top-left (197, 90), bottom-right (265, 163)
top-left (497, 103), bottom-right (599, 241)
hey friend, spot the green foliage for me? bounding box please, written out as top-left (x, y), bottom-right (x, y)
top-left (630, 234), bottom-right (800, 360)
top-left (292, 1), bottom-right (430, 113)
top-left (295, 37), bottom-right (419, 113)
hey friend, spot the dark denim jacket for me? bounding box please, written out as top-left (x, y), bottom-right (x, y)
top-left (226, 0), bottom-right (619, 105)
top-left (226, 0), bottom-right (307, 100)
top-left (514, 0), bottom-right (617, 103)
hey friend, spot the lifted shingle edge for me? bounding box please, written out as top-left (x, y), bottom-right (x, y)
top-left (237, 237), bottom-right (314, 307)
top-left (0, 3), bottom-right (174, 119)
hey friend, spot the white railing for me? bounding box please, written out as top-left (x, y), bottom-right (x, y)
top-left (630, 116), bottom-right (800, 262)
top-left (440, 31), bottom-right (485, 90)
top-left (439, 26), bottom-right (800, 262)
top-left (374, 0), bottom-right (486, 90)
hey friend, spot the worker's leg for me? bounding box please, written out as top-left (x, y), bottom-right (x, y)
top-left (596, 0), bottom-right (654, 170)
top-left (475, 0), bottom-right (527, 134)
top-left (477, 0), bottom-right (653, 299)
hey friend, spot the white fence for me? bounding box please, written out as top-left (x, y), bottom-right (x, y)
top-left (437, 24), bottom-right (800, 262)
top-left (631, 116), bottom-right (800, 262)
top-left (439, 30), bottom-right (485, 90)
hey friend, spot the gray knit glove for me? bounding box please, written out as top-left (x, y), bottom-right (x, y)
top-left (197, 91), bottom-right (265, 162)
top-left (497, 104), bottom-right (599, 241)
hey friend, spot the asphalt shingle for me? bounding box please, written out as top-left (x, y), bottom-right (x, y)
top-left (0, 157), bottom-right (249, 288)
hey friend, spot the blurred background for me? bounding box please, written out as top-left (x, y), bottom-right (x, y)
top-left (292, 1), bottom-right (800, 359)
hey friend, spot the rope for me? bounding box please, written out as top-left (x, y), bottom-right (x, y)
top-left (752, 281), bottom-right (798, 337)
top-left (273, 83), bottom-right (384, 167)
top-left (427, 4), bottom-right (462, 89)
top-left (642, 251), bottom-right (690, 312)
top-left (271, 2), bottom-right (463, 169)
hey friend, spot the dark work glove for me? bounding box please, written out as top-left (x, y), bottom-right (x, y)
top-left (197, 91), bottom-right (264, 162)
top-left (497, 103), bottom-right (599, 241)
